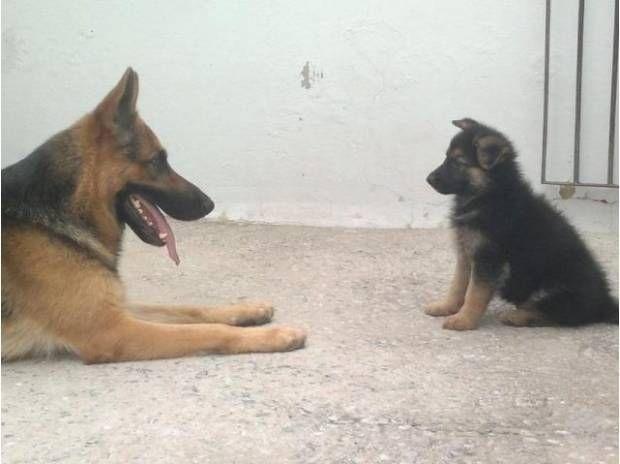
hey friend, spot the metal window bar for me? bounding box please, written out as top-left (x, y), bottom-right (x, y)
top-left (541, 0), bottom-right (619, 188)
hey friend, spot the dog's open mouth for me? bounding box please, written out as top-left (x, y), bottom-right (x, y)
top-left (123, 193), bottom-right (180, 265)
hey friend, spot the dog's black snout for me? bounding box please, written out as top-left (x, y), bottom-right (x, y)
top-left (201, 192), bottom-right (215, 216)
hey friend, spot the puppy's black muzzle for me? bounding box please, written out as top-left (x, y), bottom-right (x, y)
top-left (426, 171), bottom-right (439, 189)
top-left (426, 168), bottom-right (451, 194)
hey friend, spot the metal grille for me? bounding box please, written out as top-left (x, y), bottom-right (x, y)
top-left (541, 0), bottom-right (618, 188)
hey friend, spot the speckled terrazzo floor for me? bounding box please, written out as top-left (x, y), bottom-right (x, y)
top-left (2, 222), bottom-right (618, 463)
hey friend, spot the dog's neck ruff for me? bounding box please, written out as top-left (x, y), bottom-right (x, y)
top-left (2, 205), bottom-right (118, 271)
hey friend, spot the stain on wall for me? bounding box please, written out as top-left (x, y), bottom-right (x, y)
top-left (300, 61), bottom-right (323, 89)
top-left (300, 61), bottom-right (311, 89)
top-left (558, 184), bottom-right (575, 199)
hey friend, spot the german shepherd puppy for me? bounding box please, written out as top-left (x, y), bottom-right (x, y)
top-left (2, 68), bottom-right (306, 362)
top-left (425, 118), bottom-right (618, 330)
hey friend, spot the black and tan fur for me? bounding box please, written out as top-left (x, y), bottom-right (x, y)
top-left (1, 68), bottom-right (306, 362)
top-left (425, 118), bottom-right (618, 330)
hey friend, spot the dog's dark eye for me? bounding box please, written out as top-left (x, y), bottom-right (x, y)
top-left (148, 150), bottom-right (168, 171)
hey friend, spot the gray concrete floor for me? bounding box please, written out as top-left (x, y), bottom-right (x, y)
top-left (2, 222), bottom-right (618, 464)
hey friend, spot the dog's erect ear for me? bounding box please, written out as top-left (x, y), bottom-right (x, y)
top-left (474, 135), bottom-right (513, 170)
top-left (452, 118), bottom-right (479, 131)
top-left (95, 67), bottom-right (139, 130)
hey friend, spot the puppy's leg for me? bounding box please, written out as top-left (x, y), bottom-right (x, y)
top-left (70, 310), bottom-right (306, 364)
top-left (528, 291), bottom-right (592, 326)
top-left (425, 250), bottom-right (470, 316)
top-left (442, 272), bottom-right (494, 330)
top-left (498, 306), bottom-right (550, 327)
top-left (129, 301), bottom-right (274, 326)
top-left (442, 245), bottom-right (503, 330)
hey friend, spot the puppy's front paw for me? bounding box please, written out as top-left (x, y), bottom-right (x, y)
top-left (442, 313), bottom-right (479, 331)
top-left (424, 300), bottom-right (461, 317)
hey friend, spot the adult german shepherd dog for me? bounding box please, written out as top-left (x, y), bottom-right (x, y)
top-left (2, 68), bottom-right (306, 362)
top-left (425, 118), bottom-right (618, 330)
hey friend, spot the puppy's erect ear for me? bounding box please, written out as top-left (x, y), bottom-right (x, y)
top-left (95, 67), bottom-right (139, 130)
top-left (452, 118), bottom-right (479, 131)
top-left (474, 134), bottom-right (513, 170)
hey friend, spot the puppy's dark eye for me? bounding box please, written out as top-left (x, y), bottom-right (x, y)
top-left (448, 157), bottom-right (468, 167)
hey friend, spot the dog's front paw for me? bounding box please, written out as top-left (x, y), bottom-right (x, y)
top-left (424, 300), bottom-right (461, 317)
top-left (269, 326), bottom-right (307, 351)
top-left (230, 301), bottom-right (275, 326)
top-left (442, 313), bottom-right (479, 331)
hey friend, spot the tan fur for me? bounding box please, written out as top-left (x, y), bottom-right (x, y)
top-left (425, 228), bottom-right (481, 321)
top-left (2, 69), bottom-right (306, 363)
top-left (2, 317), bottom-right (72, 361)
top-left (442, 274), bottom-right (495, 331)
top-left (425, 227), bottom-right (495, 331)
top-left (2, 194), bottom-right (305, 363)
top-left (129, 302), bottom-right (275, 326)
top-left (69, 115), bottom-right (165, 253)
top-left (474, 134), bottom-right (511, 170)
top-left (424, 244), bottom-right (470, 317)
top-left (466, 166), bottom-right (489, 189)
top-left (456, 227), bottom-right (485, 258)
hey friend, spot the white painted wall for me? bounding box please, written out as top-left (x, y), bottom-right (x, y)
top-left (2, 0), bottom-right (618, 232)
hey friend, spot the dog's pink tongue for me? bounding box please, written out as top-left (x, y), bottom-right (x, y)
top-left (136, 195), bottom-right (180, 265)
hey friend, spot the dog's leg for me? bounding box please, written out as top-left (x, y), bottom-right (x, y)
top-left (3, 233), bottom-right (305, 363)
top-left (70, 311), bottom-right (306, 363)
top-left (425, 251), bottom-right (471, 317)
top-left (1, 315), bottom-right (72, 361)
top-left (497, 306), bottom-right (550, 327)
top-left (442, 267), bottom-right (494, 331)
top-left (129, 301), bottom-right (274, 326)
